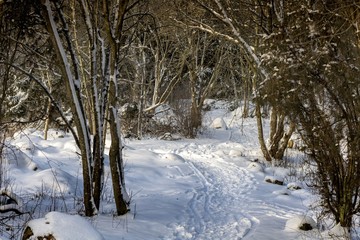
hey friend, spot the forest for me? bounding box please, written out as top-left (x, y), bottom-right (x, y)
top-left (0, 0), bottom-right (359, 239)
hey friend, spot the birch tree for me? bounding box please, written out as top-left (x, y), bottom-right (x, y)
top-left (40, 0), bottom-right (132, 216)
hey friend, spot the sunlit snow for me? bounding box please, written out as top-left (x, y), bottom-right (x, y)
top-left (2, 100), bottom-right (354, 239)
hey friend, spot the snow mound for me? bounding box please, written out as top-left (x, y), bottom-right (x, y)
top-left (270, 167), bottom-right (290, 178)
top-left (285, 215), bottom-right (317, 231)
top-left (322, 223), bottom-right (350, 239)
top-left (213, 149), bottom-right (225, 156)
top-left (25, 211), bottom-right (104, 240)
top-left (173, 224), bottom-right (193, 239)
top-left (264, 175), bottom-right (284, 185)
top-left (63, 140), bottom-right (78, 152)
top-left (229, 149), bottom-right (243, 157)
top-left (159, 132), bottom-right (181, 141)
top-left (210, 117), bottom-right (228, 130)
top-left (273, 189), bottom-right (290, 196)
top-left (287, 182), bottom-right (302, 190)
top-left (31, 169), bottom-right (80, 195)
top-left (161, 153), bottom-right (185, 162)
top-left (5, 148), bottom-right (38, 171)
top-left (247, 162), bottom-right (264, 172)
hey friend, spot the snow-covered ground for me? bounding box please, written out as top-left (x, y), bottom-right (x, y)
top-left (1, 101), bottom-right (352, 239)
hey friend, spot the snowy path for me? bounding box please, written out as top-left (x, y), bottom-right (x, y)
top-left (176, 143), bottom-right (256, 239)
top-left (137, 140), bottom-right (257, 240)
top-left (138, 139), bottom-right (308, 240)
top-left (167, 143), bottom-right (256, 239)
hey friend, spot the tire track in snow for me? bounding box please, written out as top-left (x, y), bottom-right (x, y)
top-left (171, 143), bottom-right (257, 240)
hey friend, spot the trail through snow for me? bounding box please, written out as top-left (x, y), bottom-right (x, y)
top-left (128, 133), bottom-right (309, 240)
top-left (5, 102), bottom-right (327, 240)
top-left (171, 142), bottom-right (255, 239)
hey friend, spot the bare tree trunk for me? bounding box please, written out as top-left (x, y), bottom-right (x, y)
top-left (109, 104), bottom-right (129, 215)
top-left (268, 108), bottom-right (296, 160)
top-left (274, 121), bottom-right (295, 160)
top-left (241, 61), bottom-right (250, 118)
top-left (43, 99), bottom-right (52, 140)
top-left (104, 0), bottom-right (130, 215)
top-left (255, 100), bottom-right (272, 162)
top-left (43, 71), bottom-right (53, 140)
top-left (77, 0), bottom-right (105, 210)
top-left (41, 0), bottom-right (96, 216)
top-left (108, 61), bottom-right (130, 214)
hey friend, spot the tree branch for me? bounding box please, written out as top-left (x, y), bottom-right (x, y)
top-left (0, 189), bottom-right (23, 214)
top-left (0, 61), bottom-right (80, 147)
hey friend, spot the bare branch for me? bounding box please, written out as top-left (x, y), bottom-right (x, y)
top-left (0, 61), bottom-right (80, 147)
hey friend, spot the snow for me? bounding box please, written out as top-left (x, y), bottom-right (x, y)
top-left (247, 162), bottom-right (264, 173)
top-left (0, 189), bottom-right (23, 213)
top-left (285, 215), bottom-right (317, 231)
top-left (210, 117), bottom-right (228, 130)
top-left (44, 0), bottom-right (92, 171)
top-left (287, 182), bottom-right (303, 191)
top-left (27, 211), bottom-right (104, 240)
top-left (264, 175), bottom-right (284, 185)
top-left (323, 223), bottom-right (350, 239)
top-left (2, 100), bottom-right (356, 239)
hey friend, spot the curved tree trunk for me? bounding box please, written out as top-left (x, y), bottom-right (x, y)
top-left (41, 0), bottom-right (96, 216)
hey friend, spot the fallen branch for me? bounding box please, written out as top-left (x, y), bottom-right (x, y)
top-left (0, 189), bottom-right (23, 214)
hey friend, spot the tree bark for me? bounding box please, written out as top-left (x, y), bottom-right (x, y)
top-left (255, 100), bottom-right (272, 162)
top-left (104, 0), bottom-right (130, 215)
top-left (41, 0), bottom-right (96, 216)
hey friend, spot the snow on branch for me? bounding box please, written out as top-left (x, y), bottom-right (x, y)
top-left (187, 0), bottom-right (268, 81)
top-left (213, 0), bottom-right (268, 80)
top-left (0, 189), bottom-right (23, 214)
top-left (0, 61), bottom-right (80, 147)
